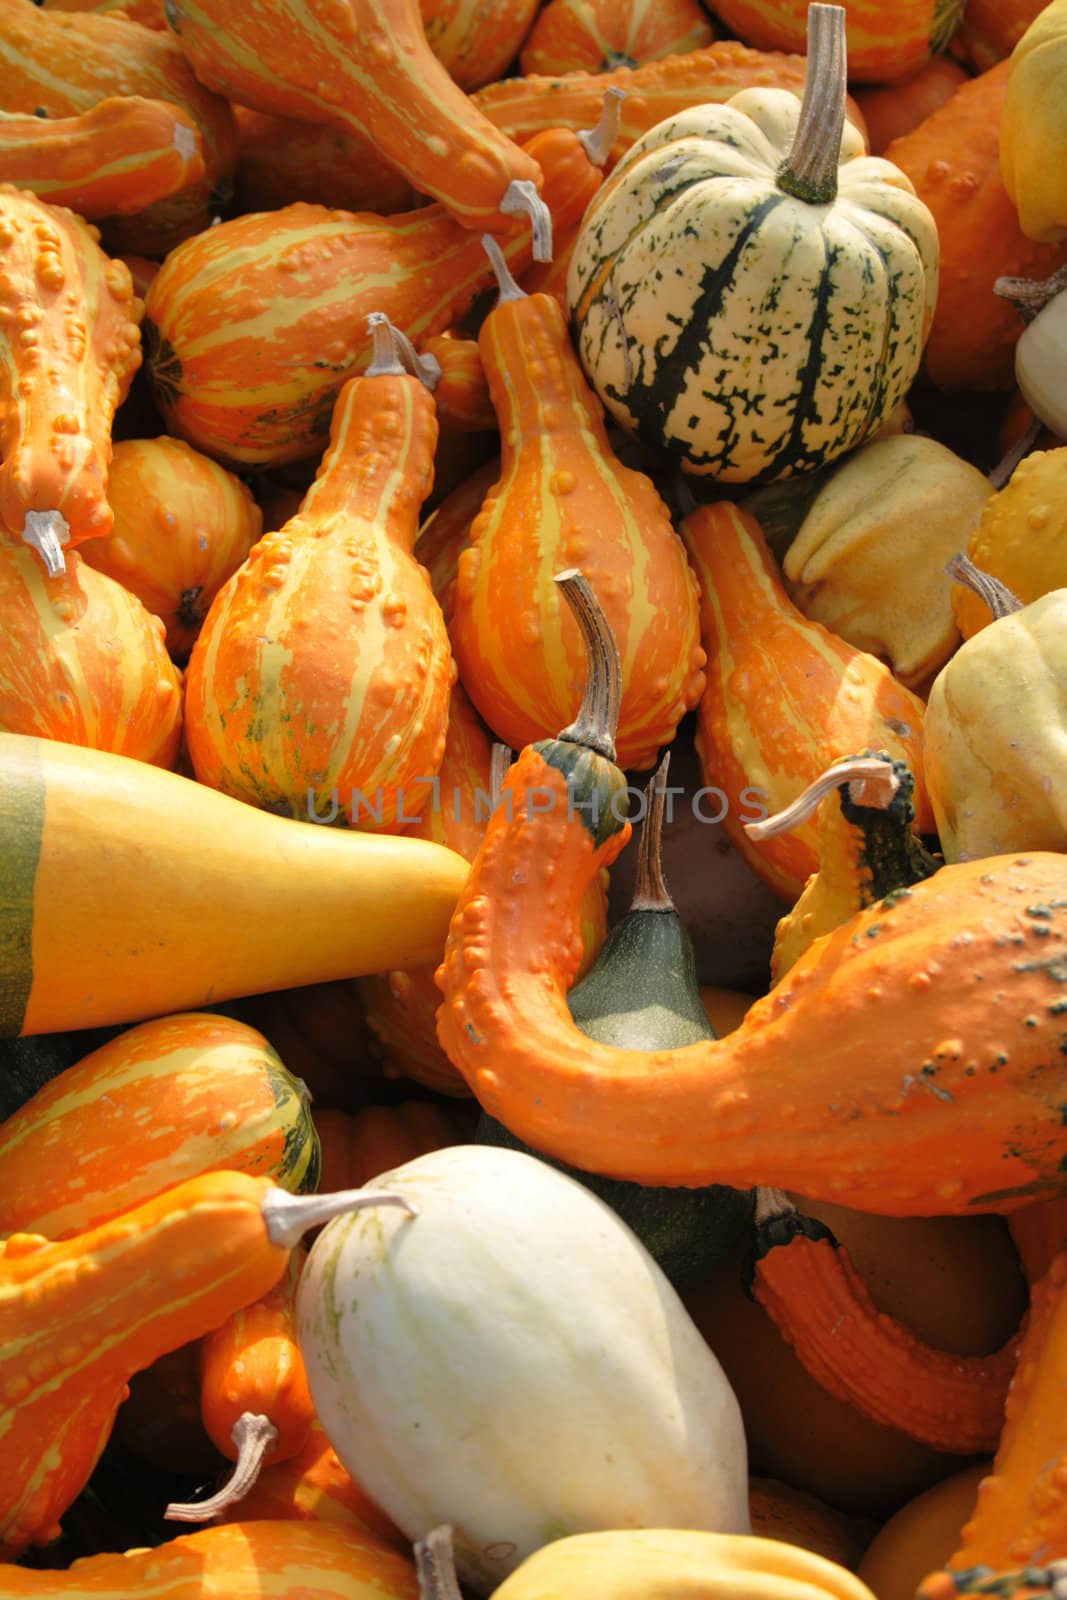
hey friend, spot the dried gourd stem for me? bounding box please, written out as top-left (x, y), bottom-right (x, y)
top-left (989, 413), bottom-right (1044, 490)
top-left (754, 1185), bottom-right (796, 1226)
top-left (414, 1524), bottom-right (465, 1600)
top-left (945, 552), bottom-right (1023, 620)
top-left (489, 742), bottom-right (512, 811)
top-left (994, 263), bottom-right (1067, 324)
top-left (261, 1185), bottom-right (417, 1249)
top-left (365, 311), bottom-right (406, 377)
top-left (164, 1411), bottom-right (279, 1523)
top-left (631, 751), bottom-right (673, 912)
top-left (481, 232), bottom-right (526, 306)
top-left (744, 756), bottom-right (899, 842)
top-left (777, 4), bottom-right (847, 205)
top-left (554, 569), bottom-right (622, 760)
top-left (576, 87), bottom-right (626, 168)
top-left (499, 178), bottom-right (553, 263)
top-left (379, 317), bottom-right (442, 392)
top-left (23, 509), bottom-right (69, 577)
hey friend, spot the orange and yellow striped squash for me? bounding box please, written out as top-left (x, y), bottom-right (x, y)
top-left (449, 271), bottom-right (705, 772)
top-left (417, 331), bottom-right (494, 435)
top-left (184, 320), bottom-right (454, 831)
top-left (520, 0), bottom-right (716, 76)
top-left (142, 124), bottom-right (603, 468)
top-left (414, 456), bottom-right (500, 624)
top-left (231, 106), bottom-right (418, 218)
top-left (0, 1170), bottom-right (299, 1557)
top-left (0, 1012), bottom-right (320, 1240)
top-left (164, 0), bottom-right (542, 235)
top-left (38, 0), bottom-right (169, 26)
top-left (0, 187), bottom-right (142, 577)
top-left (81, 435), bottom-right (263, 662)
top-left (0, 96), bottom-right (205, 218)
top-left (421, 0), bottom-right (540, 89)
top-left (0, 543), bottom-right (182, 764)
top-left (703, 0), bottom-right (965, 81)
top-left (0, 0), bottom-right (237, 254)
top-left (681, 502), bottom-right (932, 902)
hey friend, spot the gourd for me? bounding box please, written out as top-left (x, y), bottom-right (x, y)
top-left (39, 0), bottom-right (169, 23)
top-left (949, 0), bottom-right (1047, 71)
top-left (748, 1478), bottom-right (873, 1570)
top-left (184, 313), bottom-right (454, 832)
top-left (857, 1463), bottom-right (988, 1600)
top-left (681, 500), bottom-right (932, 903)
top-left (519, 0), bottom-right (717, 76)
top-left (416, 332), bottom-right (495, 434)
top-left (567, 6), bottom-right (939, 483)
top-left (998, 269), bottom-right (1067, 442)
top-left (238, 978), bottom-right (383, 1109)
top-left (142, 122), bottom-right (601, 467)
top-left (0, 187), bottom-right (142, 576)
top-left (315, 1102), bottom-right (471, 1190)
top-left (421, 0), bottom-right (541, 90)
top-left (0, 1011), bottom-right (320, 1239)
top-left (415, 458), bottom-right (501, 625)
top-left (296, 1143), bottom-right (751, 1595)
top-left (0, 732), bottom-right (468, 1038)
top-left (701, 0), bottom-right (965, 81)
top-left (435, 571), bottom-right (1067, 1212)
top-left (81, 436), bottom-right (263, 662)
top-left (0, 1520), bottom-right (419, 1597)
top-left (0, 1168), bottom-right (413, 1555)
top-left (518, 88), bottom-right (623, 310)
top-left (851, 58), bottom-right (969, 155)
top-left (780, 433), bottom-right (992, 688)
top-left (0, 544), bottom-right (183, 765)
top-left (449, 238), bottom-right (705, 772)
top-left (0, 96), bottom-right (205, 218)
top-left (952, 447), bottom-right (1067, 639)
top-left (1000, 0), bottom-right (1067, 244)
top-left (0, 0), bottom-right (237, 255)
top-left (163, 0), bottom-right (543, 236)
top-left (231, 106), bottom-right (419, 217)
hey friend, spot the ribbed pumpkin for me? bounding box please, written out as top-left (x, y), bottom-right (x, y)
top-left (421, 0), bottom-right (540, 89)
top-left (519, 0), bottom-right (717, 76)
top-left (567, 7), bottom-right (939, 483)
top-left (82, 436), bottom-right (263, 662)
top-left (184, 315), bottom-right (454, 831)
top-left (705, 0), bottom-right (965, 80)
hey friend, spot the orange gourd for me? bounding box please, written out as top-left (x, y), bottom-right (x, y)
top-left (519, 0), bottom-right (716, 75)
top-left (518, 86), bottom-right (622, 308)
top-left (857, 1463), bottom-right (988, 1600)
top-left (38, 0), bottom-right (169, 25)
top-left (231, 106), bottom-right (419, 217)
top-left (699, 0), bottom-right (964, 81)
top-left (421, 0), bottom-right (540, 89)
top-left (949, 0), bottom-right (1048, 72)
top-left (852, 57), bottom-right (969, 156)
top-left (0, 96), bottom-right (205, 217)
top-left (0, 187), bottom-right (142, 576)
top-left (184, 314), bottom-right (453, 831)
top-left (164, 0), bottom-right (542, 235)
top-left (415, 457), bottom-right (500, 624)
top-left (81, 435), bottom-right (263, 662)
top-left (681, 502), bottom-right (932, 902)
top-left (314, 1102), bottom-right (471, 1190)
top-left (0, 0), bottom-right (237, 255)
top-left (1008, 1193), bottom-right (1067, 1286)
top-left (449, 244), bottom-right (705, 772)
top-left (748, 1478), bottom-right (874, 1570)
top-left (885, 61), bottom-right (1067, 391)
top-left (417, 332), bottom-right (495, 435)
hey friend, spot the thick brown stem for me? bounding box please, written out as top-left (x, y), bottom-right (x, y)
top-left (945, 552), bottom-right (1023, 620)
top-left (164, 1411), bottom-right (278, 1522)
top-left (577, 87), bottom-right (625, 168)
top-left (631, 751), bottom-right (673, 912)
top-left (777, 4), bottom-right (847, 205)
top-left (744, 756), bottom-right (899, 842)
top-left (414, 1525), bottom-right (465, 1600)
top-left (994, 264), bottom-right (1067, 325)
top-left (554, 569), bottom-right (623, 760)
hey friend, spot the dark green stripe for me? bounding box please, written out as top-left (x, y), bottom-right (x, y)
top-left (0, 737), bottom-right (45, 1039)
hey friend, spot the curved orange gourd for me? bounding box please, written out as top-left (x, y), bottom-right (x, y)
top-left (165, 0), bottom-right (541, 234)
top-left (421, 0), bottom-right (540, 89)
top-left (0, 545), bottom-right (182, 765)
top-left (142, 125), bottom-right (601, 467)
top-left (0, 0), bottom-right (237, 254)
top-left (184, 320), bottom-right (453, 831)
top-left (0, 188), bottom-right (141, 576)
top-left (231, 106), bottom-right (418, 217)
top-left (520, 0), bottom-right (716, 75)
top-left (82, 435), bottom-right (263, 662)
top-left (702, 0), bottom-right (964, 80)
top-left (417, 333), bottom-right (494, 435)
top-left (0, 97), bottom-right (205, 218)
top-left (450, 267), bottom-right (704, 772)
top-left (682, 502), bottom-right (932, 902)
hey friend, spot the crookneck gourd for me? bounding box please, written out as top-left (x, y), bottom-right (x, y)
top-left (567, 4), bottom-right (939, 482)
top-left (184, 313), bottom-right (455, 831)
top-left (435, 571), bottom-right (1067, 1214)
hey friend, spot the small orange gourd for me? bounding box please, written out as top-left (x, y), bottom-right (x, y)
top-left (420, 0), bottom-right (540, 90)
top-left (416, 332), bottom-right (495, 435)
top-left (38, 0), bottom-right (169, 25)
top-left (519, 0), bottom-right (716, 76)
top-left (949, 0), bottom-right (1048, 71)
top-left (698, 0), bottom-right (964, 81)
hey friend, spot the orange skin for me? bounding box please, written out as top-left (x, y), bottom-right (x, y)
top-left (165, 0), bottom-right (542, 233)
top-left (0, 0), bottom-right (237, 254)
top-left (0, 97), bottom-right (205, 218)
top-left (231, 106), bottom-right (418, 217)
top-left (421, 0), bottom-right (541, 91)
top-left (682, 504), bottom-right (932, 903)
top-left (0, 1171), bottom-right (293, 1558)
top-left (184, 367), bottom-right (455, 831)
top-left (314, 1102), bottom-right (469, 1191)
top-left (143, 125), bottom-right (603, 468)
top-left (853, 57), bottom-right (970, 156)
top-left (415, 456), bottom-right (501, 624)
top-left (450, 291), bottom-right (705, 772)
top-left (699, 0), bottom-right (964, 81)
top-left (418, 332), bottom-right (495, 435)
top-left (437, 742), bottom-right (1067, 1213)
top-left (520, 0), bottom-right (717, 76)
top-left (950, 0), bottom-right (1048, 71)
top-left (34, 0), bottom-right (168, 25)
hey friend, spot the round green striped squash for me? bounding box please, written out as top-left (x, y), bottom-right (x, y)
top-left (566, 78), bottom-right (939, 484)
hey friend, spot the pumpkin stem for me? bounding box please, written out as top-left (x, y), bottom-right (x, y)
top-left (744, 756), bottom-right (900, 842)
top-left (22, 509), bottom-right (70, 577)
top-left (776, 3), bottom-right (847, 206)
top-left (489, 742), bottom-right (512, 811)
top-left (481, 232), bottom-right (527, 306)
top-left (945, 552), bottom-right (1024, 620)
top-left (631, 752), bottom-right (674, 912)
top-left (365, 312), bottom-right (442, 390)
top-left (414, 1524), bottom-right (465, 1600)
top-left (164, 1411), bottom-right (279, 1523)
top-left (577, 87), bottom-right (626, 169)
top-left (993, 263), bottom-right (1067, 325)
top-left (989, 413), bottom-right (1044, 490)
top-left (261, 1185), bottom-right (418, 1248)
top-left (499, 178), bottom-right (553, 263)
top-left (554, 568), bottom-right (622, 760)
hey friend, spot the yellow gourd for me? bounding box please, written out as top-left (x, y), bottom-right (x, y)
top-left (1001, 0), bottom-right (1067, 242)
top-left (952, 447), bottom-right (1067, 638)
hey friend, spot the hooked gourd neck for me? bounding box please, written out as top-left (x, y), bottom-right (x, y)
top-left (776, 3), bottom-right (847, 206)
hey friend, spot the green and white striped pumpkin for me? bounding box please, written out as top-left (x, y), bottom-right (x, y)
top-left (566, 6), bottom-right (939, 484)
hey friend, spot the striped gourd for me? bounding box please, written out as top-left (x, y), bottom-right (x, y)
top-left (0, 1012), bottom-right (320, 1240)
top-left (520, 0), bottom-right (717, 76)
top-left (567, 6), bottom-right (940, 485)
top-left (708, 0), bottom-right (965, 81)
top-left (37, 0), bottom-right (169, 25)
top-left (421, 0), bottom-right (540, 89)
top-left (184, 315), bottom-right (454, 831)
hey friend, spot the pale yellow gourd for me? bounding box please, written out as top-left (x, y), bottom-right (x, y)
top-left (1000, 0), bottom-right (1067, 241)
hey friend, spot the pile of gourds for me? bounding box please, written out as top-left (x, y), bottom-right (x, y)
top-left (2, 0), bottom-right (1067, 1595)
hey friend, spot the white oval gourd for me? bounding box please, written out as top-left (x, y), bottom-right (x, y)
top-left (295, 1143), bottom-right (751, 1595)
